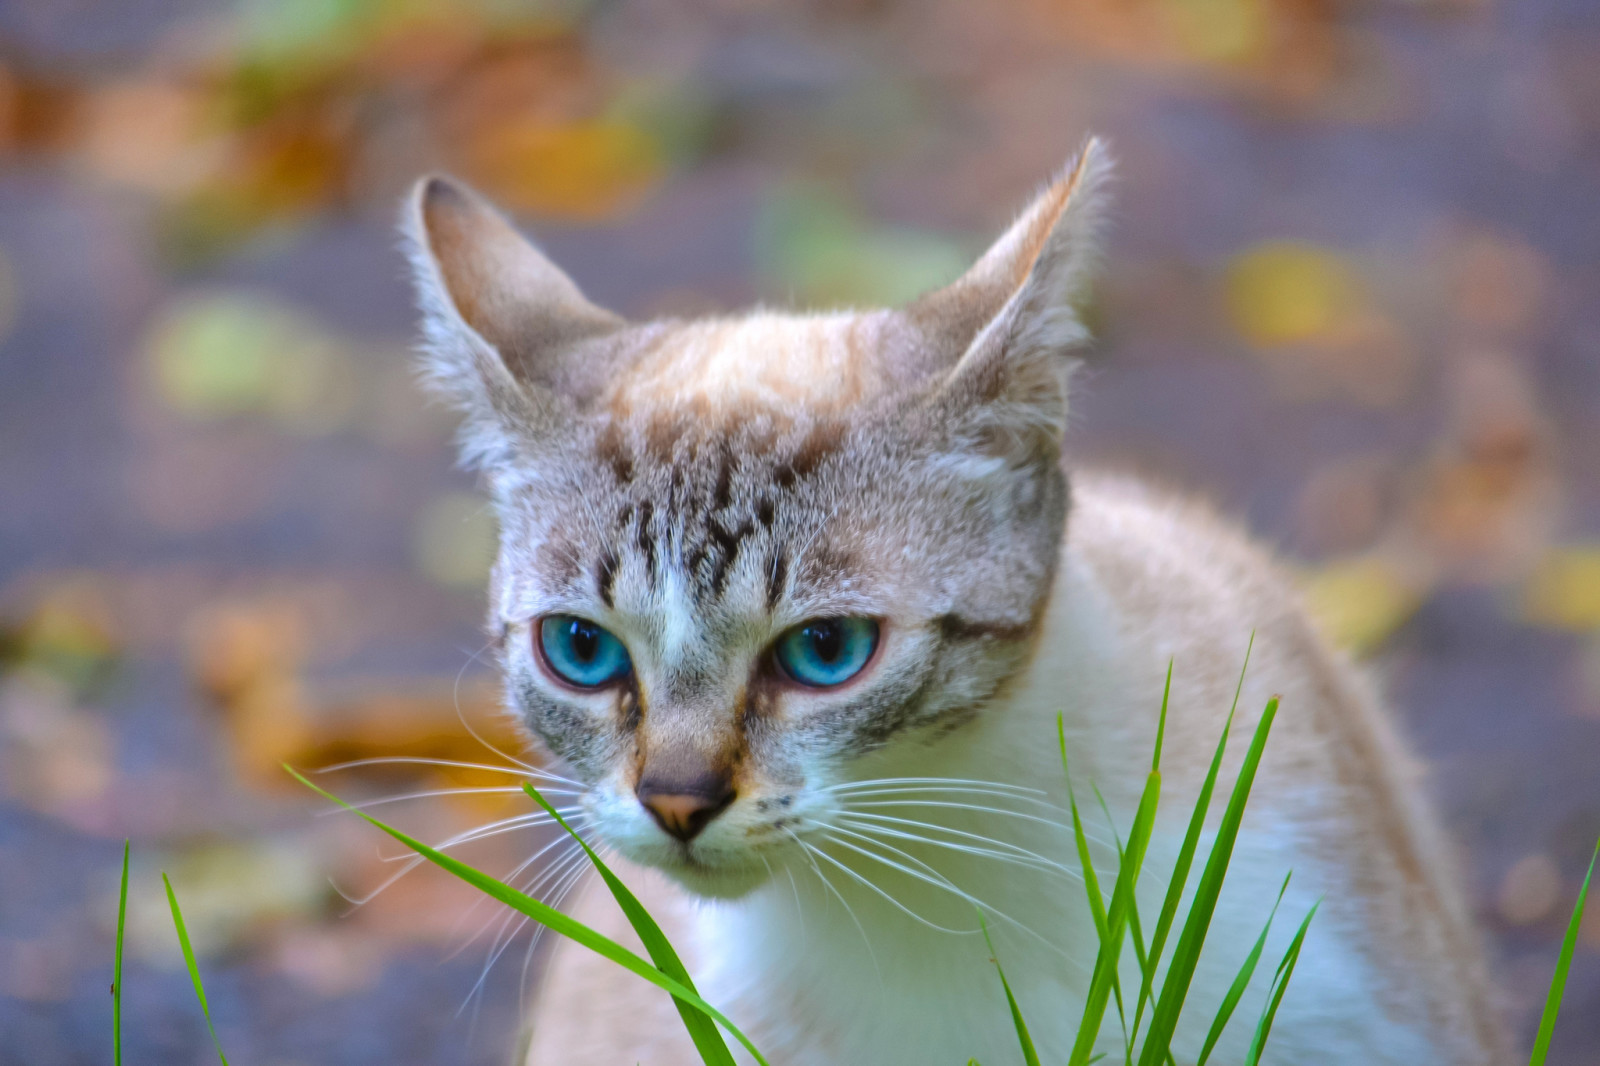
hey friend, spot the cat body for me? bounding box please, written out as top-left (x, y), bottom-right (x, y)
top-left (402, 141), bottom-right (1506, 1064)
top-left (524, 474), bottom-right (1503, 1065)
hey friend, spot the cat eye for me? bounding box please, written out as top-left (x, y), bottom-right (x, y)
top-left (538, 615), bottom-right (632, 688)
top-left (773, 617), bottom-right (879, 688)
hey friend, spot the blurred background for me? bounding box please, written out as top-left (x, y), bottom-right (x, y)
top-left (2, 0), bottom-right (1599, 1062)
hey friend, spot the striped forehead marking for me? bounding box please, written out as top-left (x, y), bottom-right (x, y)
top-left (585, 412), bottom-right (844, 612)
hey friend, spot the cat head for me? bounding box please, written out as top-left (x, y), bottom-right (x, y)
top-left (402, 141), bottom-right (1110, 898)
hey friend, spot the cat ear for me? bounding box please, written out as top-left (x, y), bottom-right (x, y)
top-left (401, 175), bottom-right (624, 470)
top-left (910, 138), bottom-right (1111, 463)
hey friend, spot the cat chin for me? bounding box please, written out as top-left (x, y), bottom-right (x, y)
top-left (653, 857), bottom-right (770, 900)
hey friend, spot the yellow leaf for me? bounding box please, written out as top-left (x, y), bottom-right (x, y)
top-left (466, 119), bottom-right (661, 220)
top-left (1225, 241), bottom-right (1362, 347)
top-left (1163, 0), bottom-right (1270, 64)
top-left (412, 492), bottom-right (497, 589)
top-left (1301, 556), bottom-right (1424, 655)
top-left (1521, 547), bottom-right (1600, 632)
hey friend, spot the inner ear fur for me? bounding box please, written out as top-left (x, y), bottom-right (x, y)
top-left (909, 138), bottom-right (1112, 459)
top-left (401, 175), bottom-right (626, 468)
top-left (405, 176), bottom-right (624, 384)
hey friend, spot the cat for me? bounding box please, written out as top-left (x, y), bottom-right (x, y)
top-left (402, 140), bottom-right (1507, 1065)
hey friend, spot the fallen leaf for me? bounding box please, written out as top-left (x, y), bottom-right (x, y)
top-left (0, 673), bottom-right (115, 815)
top-left (465, 118), bottom-right (662, 220)
top-left (1446, 229), bottom-right (1551, 339)
top-left (1292, 455), bottom-right (1394, 556)
top-left (1399, 352), bottom-right (1560, 585)
top-left (1521, 547), bottom-right (1600, 632)
top-left (77, 79), bottom-right (211, 195)
top-left (144, 290), bottom-right (360, 432)
top-left (1300, 555), bottom-right (1426, 655)
top-left (1162, 0), bottom-right (1271, 65)
top-left (117, 838), bottom-right (329, 962)
top-left (1225, 240), bottom-right (1363, 347)
top-left (412, 492), bottom-right (498, 590)
top-left (185, 594), bottom-right (523, 794)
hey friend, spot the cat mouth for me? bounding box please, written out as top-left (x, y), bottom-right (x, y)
top-left (649, 843), bottom-right (772, 900)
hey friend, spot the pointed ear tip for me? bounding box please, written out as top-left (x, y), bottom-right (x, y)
top-left (1068, 136), bottom-right (1114, 185)
top-left (403, 175), bottom-right (507, 256)
top-left (410, 173), bottom-right (473, 215)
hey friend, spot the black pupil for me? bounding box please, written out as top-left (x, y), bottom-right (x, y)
top-left (806, 621), bottom-right (844, 664)
top-left (568, 620), bottom-right (600, 663)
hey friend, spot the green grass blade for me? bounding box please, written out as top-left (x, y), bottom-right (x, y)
top-left (1061, 715), bottom-right (1110, 941)
top-left (1195, 872), bottom-right (1291, 1065)
top-left (1061, 716), bottom-right (1128, 1061)
top-left (523, 783), bottom-right (734, 1066)
top-left (1152, 659), bottom-right (1173, 773)
top-left (1119, 857), bottom-right (1149, 1064)
top-left (1089, 794), bottom-right (1174, 1066)
top-left (162, 873), bottom-right (230, 1066)
top-left (981, 914), bottom-right (1041, 1066)
top-left (1132, 637), bottom-right (1253, 1047)
top-left (1092, 787), bottom-right (1154, 983)
top-left (1529, 833), bottom-right (1600, 1065)
top-left (1243, 898), bottom-right (1319, 1066)
top-left (1089, 786), bottom-right (1148, 1062)
top-left (288, 767), bottom-right (770, 1066)
top-left (1136, 695), bottom-right (1278, 1066)
top-left (1070, 768), bottom-right (1161, 1066)
top-left (113, 840), bottom-right (129, 1066)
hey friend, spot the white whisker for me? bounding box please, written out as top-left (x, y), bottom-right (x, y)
top-left (460, 897), bottom-right (527, 1003)
top-left (794, 495), bottom-right (844, 564)
top-left (843, 797), bottom-right (1093, 838)
top-left (772, 855), bottom-right (806, 939)
top-left (519, 910), bottom-right (542, 1011)
top-left (373, 807), bottom-right (582, 864)
top-left (831, 784), bottom-right (1068, 814)
top-left (345, 808), bottom-right (584, 910)
top-left (458, 843), bottom-right (591, 1015)
top-left (825, 776), bottom-right (1048, 797)
top-left (529, 852), bottom-right (592, 959)
top-left (336, 845), bottom-right (444, 906)
top-left (319, 785), bottom-right (580, 816)
top-left (835, 813), bottom-right (1078, 879)
top-left (452, 638), bottom-right (543, 776)
top-left (782, 829), bottom-right (883, 975)
top-left (442, 829), bottom-right (589, 956)
top-left (513, 848), bottom-right (595, 1003)
top-left (313, 756), bottom-right (582, 788)
top-left (823, 827), bottom-right (1070, 963)
top-left (802, 832), bottom-right (971, 935)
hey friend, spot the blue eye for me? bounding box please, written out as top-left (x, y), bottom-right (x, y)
top-left (774, 617), bottom-right (879, 687)
top-left (538, 615), bottom-right (632, 688)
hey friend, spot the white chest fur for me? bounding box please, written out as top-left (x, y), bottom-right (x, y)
top-left (691, 525), bottom-right (1443, 1066)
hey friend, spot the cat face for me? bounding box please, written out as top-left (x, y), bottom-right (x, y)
top-left (404, 142), bottom-right (1109, 898)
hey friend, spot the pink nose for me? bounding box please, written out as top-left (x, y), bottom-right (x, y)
top-left (637, 781), bottom-right (735, 842)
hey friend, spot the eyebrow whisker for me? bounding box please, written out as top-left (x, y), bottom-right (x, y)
top-left (314, 755), bottom-right (582, 788)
